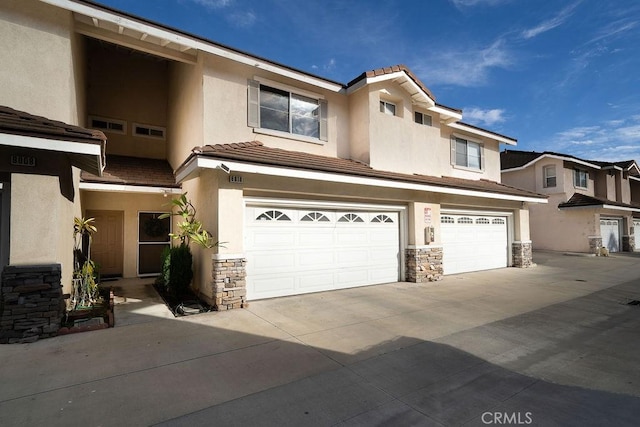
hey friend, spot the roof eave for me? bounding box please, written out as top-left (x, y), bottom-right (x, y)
top-left (181, 155), bottom-right (547, 204)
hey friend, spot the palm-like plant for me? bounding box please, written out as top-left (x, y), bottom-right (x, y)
top-left (72, 217), bottom-right (99, 309)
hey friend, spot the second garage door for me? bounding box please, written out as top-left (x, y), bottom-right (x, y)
top-left (441, 214), bottom-right (508, 275)
top-left (600, 218), bottom-right (620, 253)
top-left (245, 206), bottom-right (400, 300)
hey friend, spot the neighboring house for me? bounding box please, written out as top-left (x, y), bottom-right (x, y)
top-left (1, 0), bottom-right (546, 311)
top-left (501, 150), bottom-right (640, 254)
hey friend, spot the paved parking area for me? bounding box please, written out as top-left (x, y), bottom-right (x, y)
top-left (2, 251), bottom-right (640, 426)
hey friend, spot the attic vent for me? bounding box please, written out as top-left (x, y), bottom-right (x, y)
top-left (134, 123), bottom-right (166, 140)
top-left (89, 116), bottom-right (126, 134)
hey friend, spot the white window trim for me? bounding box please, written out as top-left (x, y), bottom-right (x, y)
top-left (249, 79), bottom-right (327, 143)
top-left (543, 165), bottom-right (557, 188)
top-left (380, 100), bottom-right (397, 116)
top-left (253, 127), bottom-right (325, 145)
top-left (88, 115), bottom-right (127, 135)
top-left (414, 111), bottom-right (432, 126)
top-left (133, 123), bottom-right (166, 140)
top-left (137, 211), bottom-right (171, 277)
top-left (573, 169), bottom-right (588, 189)
top-left (254, 76), bottom-right (325, 100)
top-left (451, 133), bottom-right (484, 173)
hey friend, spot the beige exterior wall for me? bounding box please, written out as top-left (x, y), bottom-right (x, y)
top-left (9, 173), bottom-right (77, 293)
top-left (348, 87), bottom-right (371, 165)
top-left (167, 57), bottom-right (204, 170)
top-left (0, 0), bottom-right (81, 124)
top-left (528, 193), bottom-right (597, 252)
top-left (80, 191), bottom-right (169, 278)
top-left (86, 38), bottom-right (169, 159)
top-left (631, 180), bottom-right (640, 204)
top-left (354, 83), bottom-right (502, 181)
top-left (618, 171), bottom-right (631, 204)
top-left (562, 162), bottom-right (595, 196)
top-left (199, 56), bottom-right (350, 159)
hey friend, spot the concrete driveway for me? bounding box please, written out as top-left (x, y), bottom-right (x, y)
top-left (2, 251), bottom-right (640, 426)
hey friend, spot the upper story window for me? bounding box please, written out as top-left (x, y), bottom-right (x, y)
top-left (451, 136), bottom-right (483, 170)
top-left (414, 111), bottom-right (432, 126)
top-left (89, 115), bottom-right (126, 135)
top-left (247, 79), bottom-right (328, 142)
top-left (574, 169), bottom-right (588, 189)
top-left (134, 123), bottom-right (166, 140)
top-left (543, 165), bottom-right (557, 188)
top-left (379, 100), bottom-right (396, 116)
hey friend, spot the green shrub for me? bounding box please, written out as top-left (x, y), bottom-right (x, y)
top-left (159, 244), bottom-right (193, 296)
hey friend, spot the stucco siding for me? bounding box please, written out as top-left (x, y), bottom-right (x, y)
top-left (0, 0), bottom-right (78, 124)
top-left (168, 57), bottom-right (204, 170)
top-left (86, 38), bottom-right (169, 159)
top-left (80, 191), bottom-right (169, 278)
top-left (201, 56), bottom-right (348, 159)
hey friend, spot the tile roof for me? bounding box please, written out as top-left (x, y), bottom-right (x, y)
top-left (347, 65), bottom-right (436, 100)
top-left (0, 105), bottom-right (105, 145)
top-left (500, 149), bottom-right (633, 170)
top-left (81, 155), bottom-right (179, 188)
top-left (192, 141), bottom-right (545, 199)
top-left (558, 193), bottom-right (640, 210)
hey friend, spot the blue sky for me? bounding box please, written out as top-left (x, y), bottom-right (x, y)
top-left (97, 0), bottom-right (640, 162)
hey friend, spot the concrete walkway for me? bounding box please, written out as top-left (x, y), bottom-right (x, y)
top-left (1, 251), bottom-right (640, 426)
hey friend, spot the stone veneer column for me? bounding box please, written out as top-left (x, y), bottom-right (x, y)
top-left (1, 264), bottom-right (64, 344)
top-left (622, 235), bottom-right (635, 252)
top-left (588, 236), bottom-right (602, 255)
top-left (405, 246), bottom-right (443, 282)
top-left (212, 254), bottom-right (247, 311)
top-left (512, 241), bottom-right (534, 268)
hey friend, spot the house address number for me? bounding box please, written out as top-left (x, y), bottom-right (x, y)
top-left (10, 154), bottom-right (36, 167)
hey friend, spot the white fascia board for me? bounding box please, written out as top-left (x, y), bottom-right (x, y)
top-left (190, 156), bottom-right (547, 204)
top-left (43, 0), bottom-right (343, 93)
top-left (502, 154), bottom-right (602, 173)
top-left (79, 182), bottom-right (182, 194)
top-left (447, 122), bottom-right (516, 145)
top-left (427, 105), bottom-right (462, 121)
top-left (0, 132), bottom-right (102, 156)
top-left (629, 175), bottom-right (640, 182)
top-left (602, 204), bottom-right (640, 213)
top-left (365, 72), bottom-right (435, 107)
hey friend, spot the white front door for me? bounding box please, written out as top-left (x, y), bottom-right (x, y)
top-left (634, 219), bottom-right (640, 252)
top-left (441, 214), bottom-right (508, 275)
top-left (245, 206), bottom-right (400, 300)
top-left (600, 219), bottom-right (620, 253)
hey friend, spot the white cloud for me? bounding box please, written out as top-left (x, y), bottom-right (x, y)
top-left (414, 39), bottom-right (512, 87)
top-left (521, 1), bottom-right (582, 39)
top-left (544, 119), bottom-right (640, 161)
top-left (226, 10), bottom-right (256, 28)
top-left (463, 107), bottom-right (506, 126)
top-left (449, 0), bottom-right (509, 8)
top-left (191, 0), bottom-right (232, 9)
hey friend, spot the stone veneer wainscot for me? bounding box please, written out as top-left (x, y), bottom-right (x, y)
top-left (405, 246), bottom-right (443, 282)
top-left (211, 254), bottom-right (247, 311)
top-left (0, 264), bottom-right (64, 344)
top-left (512, 241), bottom-right (534, 268)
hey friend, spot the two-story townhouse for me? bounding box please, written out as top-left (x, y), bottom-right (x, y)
top-left (501, 150), bottom-right (640, 254)
top-left (1, 0), bottom-right (547, 313)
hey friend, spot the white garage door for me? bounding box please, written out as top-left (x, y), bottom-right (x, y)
top-left (441, 214), bottom-right (508, 275)
top-left (245, 206), bottom-right (400, 300)
top-left (600, 219), bottom-right (620, 253)
top-left (635, 219), bottom-right (640, 252)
